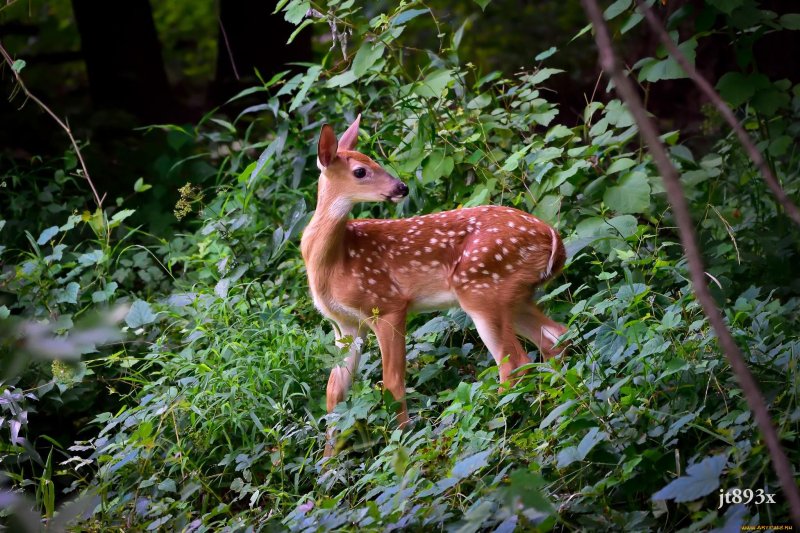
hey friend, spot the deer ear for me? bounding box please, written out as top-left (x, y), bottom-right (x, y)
top-left (317, 124), bottom-right (338, 168)
top-left (338, 113), bottom-right (361, 152)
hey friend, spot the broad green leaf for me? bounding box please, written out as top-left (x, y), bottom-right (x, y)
top-left (505, 470), bottom-right (553, 512)
top-left (529, 68), bottom-right (564, 85)
top-left (539, 399), bottom-right (576, 429)
top-left (110, 209), bottom-right (135, 226)
top-left (283, 0), bottom-right (310, 24)
top-left (780, 13), bottom-right (800, 30)
top-left (652, 455), bottom-right (727, 502)
top-left (604, 172), bottom-right (651, 214)
top-left (157, 479), bottom-right (177, 493)
top-left (533, 195), bottom-right (561, 225)
top-left (289, 65), bottom-right (321, 112)
top-left (706, 0), bottom-right (743, 15)
top-left (133, 178), bottom-right (152, 193)
top-left (37, 226), bottom-right (60, 245)
top-left (414, 69), bottom-right (452, 98)
top-left (473, 0), bottom-right (492, 11)
top-left (352, 41), bottom-right (385, 78)
top-left (604, 0), bottom-right (631, 20)
top-left (501, 146), bottom-right (531, 172)
top-left (422, 151), bottom-right (454, 183)
top-left (535, 46), bottom-right (557, 61)
top-left (12, 59), bottom-right (26, 73)
top-left (55, 282), bottom-right (80, 304)
top-left (606, 158), bottom-right (637, 174)
top-left (716, 72), bottom-right (757, 107)
top-left (78, 249), bottom-right (105, 266)
top-left (126, 300), bottom-right (157, 328)
top-left (392, 8), bottom-right (428, 26)
top-left (92, 282), bottom-right (118, 303)
top-left (0, 305), bottom-right (8, 319)
top-left (451, 449), bottom-right (492, 480)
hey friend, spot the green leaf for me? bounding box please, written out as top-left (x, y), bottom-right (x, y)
top-left (505, 470), bottom-right (554, 512)
top-left (289, 65), bottom-right (321, 112)
top-left (716, 72), bottom-right (755, 107)
top-left (707, 0), bottom-right (743, 15)
top-left (287, 18), bottom-right (314, 44)
top-left (92, 282), bottom-right (118, 303)
top-left (533, 195), bottom-right (561, 224)
top-left (78, 249), bottom-right (105, 266)
top-left (414, 69), bottom-right (453, 98)
top-left (604, 172), bottom-right (651, 214)
top-left (133, 178), bottom-right (152, 193)
top-left (283, 0), bottom-right (310, 24)
top-left (12, 59), bottom-right (26, 73)
top-left (473, 0), bottom-right (492, 11)
top-left (0, 305), bottom-right (10, 319)
top-left (529, 68), bottom-right (564, 85)
top-left (392, 8), bottom-right (428, 26)
top-left (652, 455), bottom-right (727, 502)
top-left (422, 150), bottom-right (454, 184)
top-left (157, 479), bottom-right (177, 493)
top-left (535, 46), bottom-right (557, 61)
top-left (780, 13), bottom-right (800, 30)
top-left (501, 146), bottom-right (531, 172)
top-left (110, 209), bottom-right (135, 226)
top-left (209, 118), bottom-right (236, 133)
top-left (606, 157), bottom-right (636, 174)
top-left (621, 11), bottom-right (643, 33)
top-left (539, 399), bottom-right (576, 429)
top-left (604, 0), bottom-right (631, 20)
top-left (326, 70), bottom-right (357, 88)
top-left (37, 226), bottom-right (60, 245)
top-left (451, 449), bottom-right (492, 480)
top-left (55, 282), bottom-right (80, 304)
top-left (126, 300), bottom-right (157, 328)
top-left (352, 41), bottom-right (385, 78)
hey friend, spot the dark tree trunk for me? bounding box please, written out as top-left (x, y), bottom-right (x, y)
top-left (71, 0), bottom-right (177, 122)
top-left (210, 0), bottom-right (312, 105)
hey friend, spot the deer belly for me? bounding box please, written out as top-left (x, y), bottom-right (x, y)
top-left (409, 290), bottom-right (459, 312)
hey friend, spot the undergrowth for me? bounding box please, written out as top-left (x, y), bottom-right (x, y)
top-left (1, 1), bottom-right (799, 531)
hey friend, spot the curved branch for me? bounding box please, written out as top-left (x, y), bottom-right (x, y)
top-left (580, 0), bottom-right (800, 526)
top-left (636, 0), bottom-right (800, 227)
top-left (0, 40), bottom-right (103, 210)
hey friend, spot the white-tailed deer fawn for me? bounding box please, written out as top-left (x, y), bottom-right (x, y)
top-left (301, 114), bottom-right (568, 455)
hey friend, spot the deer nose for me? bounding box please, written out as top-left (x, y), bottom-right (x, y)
top-left (394, 182), bottom-right (409, 197)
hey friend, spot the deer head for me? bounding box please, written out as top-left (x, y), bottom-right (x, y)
top-left (316, 114), bottom-right (409, 210)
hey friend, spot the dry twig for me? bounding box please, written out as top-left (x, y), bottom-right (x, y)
top-left (580, 0), bottom-right (800, 526)
top-left (0, 40), bottom-right (103, 209)
top-left (636, 0), bottom-right (800, 227)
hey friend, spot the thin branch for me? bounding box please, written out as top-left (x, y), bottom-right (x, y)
top-left (0, 40), bottom-right (103, 210)
top-left (580, 0), bottom-right (800, 526)
top-left (636, 0), bottom-right (800, 227)
top-left (217, 18), bottom-right (239, 80)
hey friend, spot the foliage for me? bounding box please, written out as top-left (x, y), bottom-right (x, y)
top-left (2, 0), bottom-right (800, 531)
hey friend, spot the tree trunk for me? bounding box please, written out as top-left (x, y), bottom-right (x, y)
top-left (71, 0), bottom-right (177, 122)
top-left (210, 0), bottom-right (312, 105)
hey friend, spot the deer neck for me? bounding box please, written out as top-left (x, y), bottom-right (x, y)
top-left (301, 178), bottom-right (352, 294)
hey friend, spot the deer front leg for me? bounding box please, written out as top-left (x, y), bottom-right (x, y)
top-left (324, 321), bottom-right (364, 456)
top-left (371, 312), bottom-right (410, 428)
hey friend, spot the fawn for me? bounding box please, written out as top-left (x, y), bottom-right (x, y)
top-left (300, 115), bottom-right (568, 455)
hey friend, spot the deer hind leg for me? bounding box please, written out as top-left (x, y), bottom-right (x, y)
top-left (370, 311), bottom-right (410, 428)
top-left (324, 321), bottom-right (365, 456)
top-left (513, 301), bottom-right (568, 361)
top-left (459, 295), bottom-right (530, 386)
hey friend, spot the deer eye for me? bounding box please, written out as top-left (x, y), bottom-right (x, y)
top-left (353, 167), bottom-right (367, 179)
